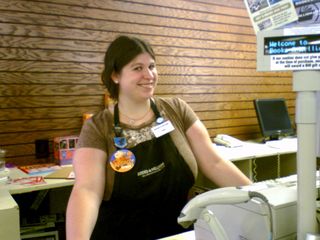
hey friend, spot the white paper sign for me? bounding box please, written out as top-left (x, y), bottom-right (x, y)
top-left (270, 53), bottom-right (320, 70)
top-left (244, 0), bottom-right (298, 34)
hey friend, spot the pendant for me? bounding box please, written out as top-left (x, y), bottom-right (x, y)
top-left (109, 149), bottom-right (136, 172)
top-left (114, 126), bottom-right (123, 136)
top-left (113, 137), bottom-right (128, 148)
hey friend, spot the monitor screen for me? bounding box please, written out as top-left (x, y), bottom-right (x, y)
top-left (256, 26), bottom-right (320, 71)
top-left (254, 98), bottom-right (294, 141)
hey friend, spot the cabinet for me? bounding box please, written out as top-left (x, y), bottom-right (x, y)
top-left (0, 168), bottom-right (74, 240)
top-left (0, 189), bottom-right (20, 240)
top-left (13, 186), bottom-right (72, 240)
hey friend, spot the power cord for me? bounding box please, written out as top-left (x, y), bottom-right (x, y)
top-left (252, 158), bottom-right (258, 182)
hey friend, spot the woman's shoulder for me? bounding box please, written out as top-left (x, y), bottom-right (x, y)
top-left (92, 108), bottom-right (113, 121)
top-left (154, 96), bottom-right (198, 130)
top-left (83, 107), bottom-right (113, 132)
top-left (154, 96), bottom-right (187, 109)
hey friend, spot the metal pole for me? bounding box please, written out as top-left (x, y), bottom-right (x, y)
top-left (293, 71), bottom-right (320, 240)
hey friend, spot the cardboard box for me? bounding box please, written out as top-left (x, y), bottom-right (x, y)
top-left (53, 136), bottom-right (78, 165)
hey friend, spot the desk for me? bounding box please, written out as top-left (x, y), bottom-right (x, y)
top-left (196, 138), bottom-right (297, 188)
top-left (0, 168), bottom-right (74, 240)
top-left (215, 138), bottom-right (297, 161)
top-left (2, 168), bottom-right (74, 195)
top-left (0, 138), bottom-right (297, 240)
top-left (220, 138), bottom-right (297, 180)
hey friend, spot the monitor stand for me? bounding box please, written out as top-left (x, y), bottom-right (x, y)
top-left (269, 135), bottom-right (281, 141)
top-left (261, 134), bottom-right (281, 143)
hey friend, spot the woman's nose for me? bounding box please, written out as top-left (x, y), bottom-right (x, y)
top-left (143, 68), bottom-right (154, 78)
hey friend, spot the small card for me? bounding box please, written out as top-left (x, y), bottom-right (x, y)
top-left (45, 166), bottom-right (74, 179)
top-left (151, 120), bottom-right (175, 138)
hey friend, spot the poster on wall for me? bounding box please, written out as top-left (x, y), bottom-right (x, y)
top-left (244, 0), bottom-right (320, 34)
top-left (289, 0), bottom-right (320, 26)
top-left (244, 0), bottom-right (298, 34)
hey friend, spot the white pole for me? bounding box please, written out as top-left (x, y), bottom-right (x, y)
top-left (293, 71), bottom-right (320, 240)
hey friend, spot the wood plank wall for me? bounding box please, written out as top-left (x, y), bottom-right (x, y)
top-left (0, 0), bottom-right (294, 166)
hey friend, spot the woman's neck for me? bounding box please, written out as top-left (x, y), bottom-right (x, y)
top-left (117, 98), bottom-right (153, 125)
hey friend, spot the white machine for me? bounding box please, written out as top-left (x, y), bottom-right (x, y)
top-left (181, 24), bottom-right (320, 240)
top-left (256, 24), bottom-right (320, 240)
top-left (178, 180), bottom-right (298, 240)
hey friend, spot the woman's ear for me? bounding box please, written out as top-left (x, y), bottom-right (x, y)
top-left (111, 71), bottom-right (119, 84)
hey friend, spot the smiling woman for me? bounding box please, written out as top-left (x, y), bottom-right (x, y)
top-left (66, 35), bottom-right (252, 240)
top-left (114, 52), bottom-right (158, 119)
top-left (102, 36), bottom-right (157, 100)
top-left (103, 36), bottom-right (158, 126)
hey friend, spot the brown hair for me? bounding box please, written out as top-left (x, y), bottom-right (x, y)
top-left (101, 35), bottom-right (156, 100)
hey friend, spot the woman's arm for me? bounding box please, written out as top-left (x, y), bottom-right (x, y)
top-left (186, 120), bottom-right (252, 187)
top-left (66, 147), bottom-right (107, 240)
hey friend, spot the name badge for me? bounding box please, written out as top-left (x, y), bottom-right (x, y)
top-left (151, 120), bottom-right (175, 138)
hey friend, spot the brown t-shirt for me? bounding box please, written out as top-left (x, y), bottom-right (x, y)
top-left (77, 96), bottom-right (199, 200)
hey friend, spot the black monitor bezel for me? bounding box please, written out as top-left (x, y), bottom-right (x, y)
top-left (254, 98), bottom-right (294, 140)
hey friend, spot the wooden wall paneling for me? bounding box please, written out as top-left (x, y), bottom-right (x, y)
top-left (0, 129), bottom-right (81, 146)
top-left (28, 0), bottom-right (251, 26)
top-left (1, 1), bottom-right (252, 34)
top-left (0, 73), bottom-right (102, 85)
top-left (0, 96), bottom-right (104, 108)
top-left (189, 100), bottom-right (295, 113)
top-left (181, 0), bottom-right (246, 9)
top-left (156, 66), bottom-right (288, 76)
top-left (115, 0), bottom-right (249, 18)
top-left (0, 106), bottom-right (103, 121)
top-left (0, 36), bottom-right (106, 52)
top-left (0, 59), bottom-right (288, 78)
top-left (207, 125), bottom-right (262, 139)
top-left (0, 84), bottom-right (104, 96)
top-left (0, 0), bottom-right (294, 165)
top-left (2, 48), bottom-right (260, 68)
top-left (155, 84), bottom-right (293, 95)
top-left (0, 12), bottom-right (254, 43)
top-left (158, 92), bottom-right (295, 102)
top-left (159, 75), bottom-right (292, 85)
top-left (0, 36), bottom-right (258, 65)
top-left (0, 35), bottom-right (257, 54)
top-left (1, 118), bottom-right (83, 135)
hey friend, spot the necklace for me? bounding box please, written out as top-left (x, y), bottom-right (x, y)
top-left (120, 107), bottom-right (151, 125)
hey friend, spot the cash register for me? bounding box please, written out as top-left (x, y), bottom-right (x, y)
top-left (178, 174), bottom-right (313, 240)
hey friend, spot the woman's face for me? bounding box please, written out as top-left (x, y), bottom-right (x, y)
top-left (113, 52), bottom-right (158, 102)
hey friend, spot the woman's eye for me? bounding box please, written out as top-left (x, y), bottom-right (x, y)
top-left (149, 64), bottom-right (156, 70)
top-left (134, 66), bottom-right (143, 71)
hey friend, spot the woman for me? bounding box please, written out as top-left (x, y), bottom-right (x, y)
top-left (66, 35), bottom-right (252, 240)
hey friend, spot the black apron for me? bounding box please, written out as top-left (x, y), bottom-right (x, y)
top-left (91, 101), bottom-right (194, 240)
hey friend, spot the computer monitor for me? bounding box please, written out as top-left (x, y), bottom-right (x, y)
top-left (254, 98), bottom-right (295, 141)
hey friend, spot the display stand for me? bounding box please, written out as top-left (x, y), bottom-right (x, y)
top-left (293, 71), bottom-right (320, 239)
top-left (257, 26), bottom-right (320, 240)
